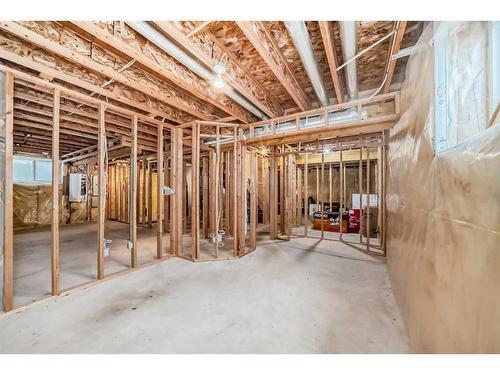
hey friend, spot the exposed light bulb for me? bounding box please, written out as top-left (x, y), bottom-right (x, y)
top-left (212, 76), bottom-right (225, 89)
top-left (214, 61), bottom-right (226, 75)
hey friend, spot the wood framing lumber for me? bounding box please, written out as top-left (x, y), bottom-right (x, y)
top-left (191, 124), bottom-right (200, 259)
top-left (156, 123), bottom-right (164, 258)
top-left (2, 72), bottom-right (14, 312)
top-left (318, 21), bottom-right (344, 103)
top-left (0, 50), bottom-right (182, 124)
top-left (237, 21), bottom-right (310, 111)
top-left (130, 115), bottom-right (138, 267)
top-left (71, 22), bottom-right (254, 123)
top-left (153, 21), bottom-right (281, 119)
top-left (383, 21), bottom-right (407, 93)
top-left (0, 22), bottom-right (216, 122)
top-left (97, 102), bottom-right (106, 280)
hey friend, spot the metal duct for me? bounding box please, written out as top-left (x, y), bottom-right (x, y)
top-left (339, 21), bottom-right (359, 100)
top-left (126, 21), bottom-right (267, 120)
top-left (284, 21), bottom-right (329, 106)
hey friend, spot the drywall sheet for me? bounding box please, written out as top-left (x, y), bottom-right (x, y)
top-left (386, 22), bottom-right (500, 353)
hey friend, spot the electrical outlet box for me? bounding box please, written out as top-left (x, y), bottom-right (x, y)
top-left (103, 239), bottom-right (112, 257)
top-left (211, 233), bottom-right (223, 244)
top-left (161, 186), bottom-right (174, 196)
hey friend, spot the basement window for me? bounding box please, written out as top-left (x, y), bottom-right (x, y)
top-left (434, 21), bottom-right (499, 154)
top-left (13, 155), bottom-right (63, 184)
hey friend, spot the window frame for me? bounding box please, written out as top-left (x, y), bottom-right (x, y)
top-left (433, 21), bottom-right (499, 155)
top-left (13, 155), bottom-right (63, 184)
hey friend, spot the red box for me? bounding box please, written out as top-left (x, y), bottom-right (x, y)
top-left (348, 209), bottom-right (360, 233)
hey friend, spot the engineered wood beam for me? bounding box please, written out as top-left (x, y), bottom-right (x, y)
top-left (70, 21), bottom-right (252, 124)
top-left (0, 49), bottom-right (183, 124)
top-left (0, 64), bottom-right (176, 131)
top-left (237, 21), bottom-right (310, 111)
top-left (318, 21), bottom-right (344, 104)
top-left (0, 22), bottom-right (206, 122)
top-left (153, 21), bottom-right (282, 119)
top-left (383, 21), bottom-right (407, 93)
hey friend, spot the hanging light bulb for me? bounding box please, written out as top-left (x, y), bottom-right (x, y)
top-left (212, 53), bottom-right (228, 89)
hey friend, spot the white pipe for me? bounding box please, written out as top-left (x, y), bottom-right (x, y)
top-left (126, 21), bottom-right (267, 120)
top-left (339, 21), bottom-right (359, 100)
top-left (284, 21), bottom-right (329, 106)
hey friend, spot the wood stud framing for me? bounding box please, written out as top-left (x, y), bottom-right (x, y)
top-left (97, 102), bottom-right (106, 280)
top-left (1, 55), bottom-right (394, 311)
top-left (130, 115), bottom-right (138, 267)
top-left (51, 88), bottom-right (60, 295)
top-left (2, 72), bottom-right (14, 312)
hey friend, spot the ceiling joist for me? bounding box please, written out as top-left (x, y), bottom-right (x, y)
top-left (68, 21), bottom-right (252, 124)
top-left (236, 21), bottom-right (311, 112)
top-left (318, 21), bottom-right (345, 104)
top-left (153, 21), bottom-right (282, 119)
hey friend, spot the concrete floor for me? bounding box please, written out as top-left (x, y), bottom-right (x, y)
top-left (12, 221), bottom-right (160, 307)
top-left (1, 226), bottom-right (408, 353)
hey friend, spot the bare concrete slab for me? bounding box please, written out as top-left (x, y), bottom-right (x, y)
top-left (0, 233), bottom-right (408, 353)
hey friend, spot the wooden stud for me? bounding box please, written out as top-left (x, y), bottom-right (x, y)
top-left (304, 152), bottom-right (308, 237)
top-left (318, 21), bottom-right (344, 103)
top-left (339, 148), bottom-right (343, 241)
top-left (97, 102), bottom-right (106, 280)
top-left (250, 149), bottom-right (257, 249)
top-left (279, 150), bottom-right (285, 236)
top-left (321, 151), bottom-right (325, 239)
top-left (359, 147), bottom-right (363, 243)
top-left (156, 123), bottom-right (164, 259)
top-left (329, 164), bottom-right (332, 208)
top-left (147, 161), bottom-right (153, 229)
top-left (51, 88), bottom-right (60, 296)
top-left (202, 156), bottom-right (209, 239)
top-left (366, 147), bottom-right (371, 251)
top-left (142, 160), bottom-right (147, 225)
top-left (191, 123), bottom-right (200, 259)
top-left (170, 128), bottom-right (183, 256)
top-left (2, 72), bottom-right (14, 311)
top-left (237, 134), bottom-right (247, 255)
top-left (262, 157), bottom-right (270, 225)
top-left (130, 115), bottom-right (138, 267)
top-left (232, 128), bottom-right (238, 256)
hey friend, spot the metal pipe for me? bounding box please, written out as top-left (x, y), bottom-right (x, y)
top-left (126, 21), bottom-right (267, 119)
top-left (284, 21), bottom-right (329, 106)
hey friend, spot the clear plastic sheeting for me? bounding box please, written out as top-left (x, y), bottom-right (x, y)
top-left (386, 23), bottom-right (500, 353)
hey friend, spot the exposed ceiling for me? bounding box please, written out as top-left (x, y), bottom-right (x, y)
top-left (0, 20), bottom-right (424, 156)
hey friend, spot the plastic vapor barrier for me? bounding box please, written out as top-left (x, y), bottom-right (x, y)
top-left (386, 22), bottom-right (499, 353)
